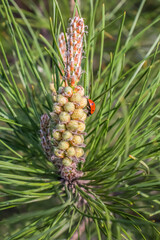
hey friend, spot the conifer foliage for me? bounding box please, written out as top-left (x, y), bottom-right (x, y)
top-left (0, 0), bottom-right (160, 239)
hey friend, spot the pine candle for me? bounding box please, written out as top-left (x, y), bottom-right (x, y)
top-left (40, 16), bottom-right (89, 182)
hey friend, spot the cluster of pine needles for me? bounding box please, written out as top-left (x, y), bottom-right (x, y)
top-left (0, 0), bottom-right (160, 239)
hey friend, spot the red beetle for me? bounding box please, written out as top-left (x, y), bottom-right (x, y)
top-left (87, 99), bottom-right (96, 116)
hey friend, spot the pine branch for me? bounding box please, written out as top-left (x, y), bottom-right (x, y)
top-left (0, 0), bottom-right (160, 239)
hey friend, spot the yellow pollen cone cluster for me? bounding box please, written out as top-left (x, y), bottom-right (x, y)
top-left (50, 85), bottom-right (87, 181)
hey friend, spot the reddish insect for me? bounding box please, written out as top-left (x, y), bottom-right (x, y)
top-left (87, 99), bottom-right (96, 116)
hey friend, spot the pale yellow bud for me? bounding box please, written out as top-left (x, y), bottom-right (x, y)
top-left (54, 148), bottom-right (64, 158)
top-left (67, 146), bottom-right (76, 157)
top-left (57, 94), bottom-right (68, 106)
top-left (71, 109), bottom-right (84, 120)
top-left (71, 135), bottom-right (84, 146)
top-left (53, 104), bottom-right (62, 114)
top-left (75, 147), bottom-right (84, 158)
top-left (81, 112), bottom-right (87, 121)
top-left (56, 123), bottom-right (66, 132)
top-left (75, 85), bottom-right (84, 96)
top-left (77, 122), bottom-right (85, 132)
top-left (58, 87), bottom-right (64, 94)
top-left (70, 93), bottom-right (82, 104)
top-left (53, 131), bottom-right (61, 141)
top-left (80, 135), bottom-right (84, 141)
top-left (62, 131), bottom-right (73, 141)
top-left (59, 112), bottom-right (71, 123)
top-left (62, 157), bottom-right (72, 166)
top-left (67, 120), bottom-right (79, 131)
top-left (64, 86), bottom-right (73, 97)
top-left (77, 97), bottom-right (87, 108)
top-left (52, 95), bottom-right (56, 102)
top-left (58, 141), bottom-right (69, 150)
top-left (50, 83), bottom-right (57, 95)
top-left (50, 112), bottom-right (59, 122)
top-left (64, 102), bottom-right (75, 112)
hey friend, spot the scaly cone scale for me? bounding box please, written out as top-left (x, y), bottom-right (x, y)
top-left (40, 16), bottom-right (88, 182)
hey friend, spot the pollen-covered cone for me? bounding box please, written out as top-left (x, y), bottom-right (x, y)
top-left (40, 85), bottom-right (87, 182)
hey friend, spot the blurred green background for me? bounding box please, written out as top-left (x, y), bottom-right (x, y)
top-left (1, 0), bottom-right (160, 61)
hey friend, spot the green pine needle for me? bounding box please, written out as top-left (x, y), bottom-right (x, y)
top-left (0, 0), bottom-right (160, 239)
